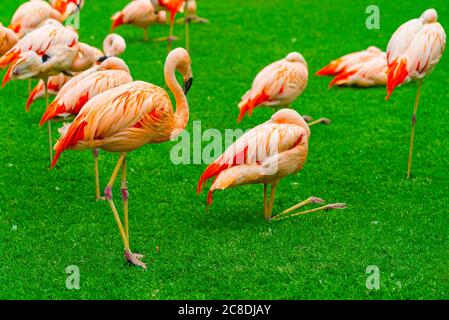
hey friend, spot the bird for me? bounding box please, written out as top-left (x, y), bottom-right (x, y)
top-left (8, 0), bottom-right (65, 38)
top-left (316, 46), bottom-right (387, 87)
top-left (157, 0), bottom-right (185, 50)
top-left (0, 22), bottom-right (96, 164)
top-left (237, 52), bottom-right (329, 126)
top-left (197, 109), bottom-right (346, 221)
top-left (50, 48), bottom-right (193, 268)
top-left (386, 8), bottom-right (446, 178)
top-left (111, 0), bottom-right (167, 42)
top-left (40, 57), bottom-right (133, 200)
top-left (0, 23), bottom-right (19, 55)
top-left (27, 33), bottom-right (127, 110)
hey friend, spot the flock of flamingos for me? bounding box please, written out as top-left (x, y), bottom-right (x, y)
top-left (0, 0), bottom-right (446, 269)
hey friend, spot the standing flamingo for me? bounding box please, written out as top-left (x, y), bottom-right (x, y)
top-left (316, 46), bottom-right (387, 87)
top-left (0, 23), bottom-right (95, 164)
top-left (0, 23), bottom-right (19, 55)
top-left (40, 57), bottom-right (133, 200)
top-left (50, 48), bottom-right (193, 268)
top-left (197, 109), bottom-right (346, 221)
top-left (238, 52), bottom-right (329, 126)
top-left (27, 33), bottom-right (127, 110)
top-left (111, 0), bottom-right (167, 42)
top-left (386, 9), bottom-right (446, 178)
top-left (157, 0), bottom-right (185, 50)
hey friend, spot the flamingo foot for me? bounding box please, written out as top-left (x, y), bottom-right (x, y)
top-left (124, 249), bottom-right (147, 269)
top-left (152, 36), bottom-right (179, 43)
top-left (271, 197), bottom-right (347, 221)
top-left (302, 115), bottom-right (313, 122)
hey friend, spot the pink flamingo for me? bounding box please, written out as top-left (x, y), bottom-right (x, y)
top-left (316, 46), bottom-right (387, 87)
top-left (111, 0), bottom-right (167, 42)
top-left (238, 52), bottom-right (328, 126)
top-left (157, 0), bottom-right (185, 50)
top-left (50, 48), bottom-right (193, 268)
top-left (40, 57), bottom-right (133, 200)
top-left (386, 9), bottom-right (446, 178)
top-left (0, 23), bottom-right (19, 55)
top-left (0, 22), bottom-right (96, 163)
top-left (197, 109), bottom-right (346, 221)
top-left (27, 34), bottom-right (126, 110)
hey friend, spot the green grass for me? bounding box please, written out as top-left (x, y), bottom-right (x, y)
top-left (1, 0), bottom-right (448, 300)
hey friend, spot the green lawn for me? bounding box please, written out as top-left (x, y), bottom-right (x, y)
top-left (0, 0), bottom-right (448, 299)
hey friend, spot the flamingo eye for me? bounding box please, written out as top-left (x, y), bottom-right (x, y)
top-left (42, 54), bottom-right (50, 63)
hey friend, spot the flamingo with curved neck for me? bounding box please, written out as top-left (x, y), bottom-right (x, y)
top-left (50, 48), bottom-right (193, 268)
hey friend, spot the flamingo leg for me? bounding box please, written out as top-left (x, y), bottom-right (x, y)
top-left (44, 82), bottom-right (53, 165)
top-left (407, 80), bottom-right (423, 179)
top-left (121, 156), bottom-right (129, 243)
top-left (143, 28), bottom-right (149, 42)
top-left (307, 118), bottom-right (332, 127)
top-left (104, 153), bottom-right (146, 269)
top-left (167, 13), bottom-right (176, 52)
top-left (276, 196), bottom-right (325, 218)
top-left (185, 15), bottom-right (190, 52)
top-left (272, 203), bottom-right (347, 221)
top-left (265, 183), bottom-right (278, 220)
top-left (93, 149), bottom-right (104, 201)
top-left (28, 79), bottom-right (31, 94)
top-left (263, 184), bottom-right (267, 217)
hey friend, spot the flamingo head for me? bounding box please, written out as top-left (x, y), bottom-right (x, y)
top-left (421, 9), bottom-right (438, 24)
top-left (167, 48), bottom-right (193, 95)
top-left (3, 51), bottom-right (42, 85)
top-left (286, 52), bottom-right (307, 67)
top-left (103, 33), bottom-right (126, 58)
top-left (157, 11), bottom-right (168, 24)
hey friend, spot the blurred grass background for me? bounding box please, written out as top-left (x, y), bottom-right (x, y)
top-left (0, 0), bottom-right (448, 299)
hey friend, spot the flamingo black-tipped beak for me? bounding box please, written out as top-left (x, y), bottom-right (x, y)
top-left (184, 77), bottom-right (193, 95)
top-left (97, 56), bottom-right (108, 63)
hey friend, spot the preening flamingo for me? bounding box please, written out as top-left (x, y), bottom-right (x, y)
top-left (27, 33), bottom-right (126, 110)
top-left (238, 52), bottom-right (329, 126)
top-left (111, 0), bottom-right (167, 42)
top-left (316, 46), bottom-right (387, 87)
top-left (0, 23), bottom-right (19, 55)
top-left (50, 48), bottom-right (193, 268)
top-left (41, 57), bottom-right (133, 200)
top-left (8, 0), bottom-right (64, 38)
top-left (158, 0), bottom-right (185, 50)
top-left (386, 9), bottom-right (446, 178)
top-left (0, 23), bottom-right (95, 164)
top-left (197, 109), bottom-right (346, 221)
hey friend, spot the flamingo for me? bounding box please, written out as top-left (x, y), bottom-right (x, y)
top-left (0, 23), bottom-right (19, 55)
top-left (40, 57), bottom-right (133, 200)
top-left (386, 9), bottom-right (446, 178)
top-left (111, 0), bottom-right (167, 42)
top-left (316, 46), bottom-right (387, 87)
top-left (8, 0), bottom-right (68, 38)
top-left (27, 33), bottom-right (127, 110)
top-left (237, 52), bottom-right (329, 126)
top-left (157, 0), bottom-right (185, 50)
top-left (197, 109), bottom-right (346, 221)
top-left (0, 22), bottom-right (96, 164)
top-left (50, 48), bottom-right (193, 268)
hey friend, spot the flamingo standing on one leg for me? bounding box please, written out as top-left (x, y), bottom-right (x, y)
top-left (386, 9), bottom-right (446, 178)
top-left (316, 46), bottom-right (387, 87)
top-left (237, 52), bottom-right (329, 126)
top-left (111, 0), bottom-right (167, 42)
top-left (50, 48), bottom-right (193, 268)
top-left (40, 57), bottom-right (133, 200)
top-left (0, 23), bottom-right (95, 164)
top-left (157, 0), bottom-right (185, 51)
top-left (197, 109), bottom-right (346, 221)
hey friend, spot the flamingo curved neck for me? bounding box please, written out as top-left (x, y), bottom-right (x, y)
top-left (165, 62), bottom-right (189, 130)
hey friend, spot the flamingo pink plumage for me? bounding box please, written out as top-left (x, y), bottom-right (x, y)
top-left (385, 8), bottom-right (446, 178)
top-left (237, 52), bottom-right (308, 123)
top-left (0, 23), bottom-right (19, 55)
top-left (197, 109), bottom-right (346, 220)
top-left (50, 48), bottom-right (193, 268)
top-left (316, 46), bottom-right (387, 87)
top-left (111, 0), bottom-right (167, 41)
